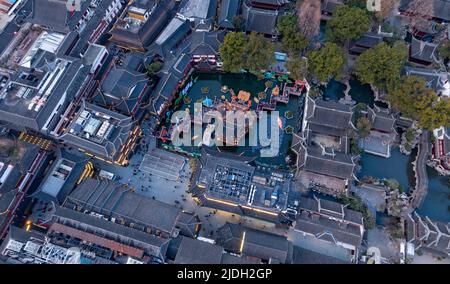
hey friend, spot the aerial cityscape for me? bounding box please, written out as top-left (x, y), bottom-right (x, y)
top-left (0, 0), bottom-right (449, 266)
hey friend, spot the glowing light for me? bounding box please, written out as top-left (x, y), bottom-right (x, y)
top-left (241, 205), bottom-right (279, 216)
top-left (204, 196), bottom-right (238, 207)
top-left (25, 220), bottom-right (32, 231)
top-left (239, 231), bottom-right (246, 253)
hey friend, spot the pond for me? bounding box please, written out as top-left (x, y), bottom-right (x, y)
top-left (416, 168), bottom-right (450, 222)
top-left (321, 78), bottom-right (375, 107)
top-left (348, 78), bottom-right (374, 107)
top-left (162, 72), bottom-right (305, 168)
top-left (357, 147), bottom-right (416, 193)
top-left (358, 147), bottom-right (450, 222)
top-left (320, 79), bottom-right (345, 101)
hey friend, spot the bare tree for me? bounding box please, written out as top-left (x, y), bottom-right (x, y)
top-left (403, 0), bottom-right (434, 25)
top-left (297, 0), bottom-right (321, 38)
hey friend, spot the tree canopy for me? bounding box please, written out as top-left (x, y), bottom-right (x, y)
top-left (243, 32), bottom-right (275, 75)
top-left (277, 14), bottom-right (309, 55)
top-left (232, 15), bottom-right (246, 32)
top-left (326, 5), bottom-right (370, 44)
top-left (286, 56), bottom-right (308, 80)
top-left (145, 61), bottom-right (163, 78)
top-left (307, 42), bottom-right (346, 83)
top-left (354, 42), bottom-right (407, 91)
top-left (220, 32), bottom-right (275, 75)
top-left (281, 31), bottom-right (309, 55)
top-left (219, 32), bottom-right (247, 72)
top-left (277, 14), bottom-right (298, 38)
top-left (438, 40), bottom-right (450, 61)
top-left (388, 76), bottom-right (450, 130)
top-left (356, 116), bottom-right (372, 138)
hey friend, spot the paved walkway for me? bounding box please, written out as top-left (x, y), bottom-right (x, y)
top-left (410, 131), bottom-right (430, 209)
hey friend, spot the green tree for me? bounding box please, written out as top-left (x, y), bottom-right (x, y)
top-left (277, 14), bottom-right (298, 39)
top-left (356, 116), bottom-right (372, 138)
top-left (281, 31), bottom-right (309, 55)
top-left (326, 5), bottom-right (370, 44)
top-left (338, 193), bottom-right (375, 229)
top-left (354, 42), bottom-right (407, 91)
top-left (388, 76), bottom-right (434, 119)
top-left (219, 32), bottom-right (246, 72)
top-left (145, 61), bottom-right (163, 77)
top-left (345, 0), bottom-right (368, 9)
top-left (308, 42), bottom-right (346, 83)
top-left (243, 32), bottom-right (275, 75)
top-left (438, 40), bottom-right (450, 61)
top-left (286, 56), bottom-right (308, 80)
top-left (418, 97), bottom-right (450, 131)
top-left (388, 76), bottom-right (450, 130)
top-left (232, 15), bottom-right (246, 32)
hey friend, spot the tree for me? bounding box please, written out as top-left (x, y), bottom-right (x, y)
top-left (388, 76), bottom-right (434, 119)
top-left (418, 97), bottom-right (450, 131)
top-left (438, 40), bottom-right (450, 61)
top-left (338, 193), bottom-right (375, 229)
top-left (243, 32), bottom-right (275, 75)
top-left (276, 14), bottom-right (298, 39)
top-left (388, 76), bottom-right (450, 131)
top-left (345, 0), bottom-right (367, 9)
top-left (307, 42), bottom-right (346, 83)
top-left (356, 116), bottom-right (372, 138)
top-left (219, 32), bottom-right (246, 72)
top-left (326, 5), bottom-right (370, 45)
top-left (276, 14), bottom-right (309, 56)
top-left (354, 42), bottom-right (407, 91)
top-left (145, 61), bottom-right (163, 77)
top-left (297, 0), bottom-right (321, 38)
top-left (281, 31), bottom-right (309, 55)
top-left (232, 15), bottom-right (246, 32)
top-left (286, 56), bottom-right (308, 80)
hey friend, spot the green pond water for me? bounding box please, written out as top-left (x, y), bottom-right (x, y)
top-left (163, 72), bottom-right (305, 168)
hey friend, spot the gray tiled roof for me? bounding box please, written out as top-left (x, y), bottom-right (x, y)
top-left (409, 37), bottom-right (438, 64)
top-left (218, 0), bottom-right (240, 29)
top-left (53, 206), bottom-right (170, 252)
top-left (101, 67), bottom-right (148, 101)
top-left (295, 211), bottom-right (363, 249)
top-left (110, 0), bottom-right (177, 51)
top-left (403, 67), bottom-right (450, 92)
top-left (174, 237), bottom-right (223, 264)
top-left (292, 246), bottom-right (348, 264)
top-left (299, 196), bottom-right (363, 225)
top-left (243, 2), bottom-right (278, 35)
top-left (29, 0), bottom-right (89, 33)
top-left (216, 222), bottom-right (289, 263)
top-left (368, 107), bottom-right (396, 133)
top-left (406, 213), bottom-right (450, 256)
top-left (303, 145), bottom-right (355, 180)
top-left (65, 178), bottom-right (181, 234)
top-left (306, 99), bottom-right (353, 131)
